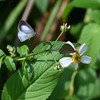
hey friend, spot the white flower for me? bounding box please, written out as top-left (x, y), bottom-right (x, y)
top-left (59, 41), bottom-right (92, 69)
top-left (60, 23), bottom-right (70, 33)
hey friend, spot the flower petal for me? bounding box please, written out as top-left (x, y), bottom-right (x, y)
top-left (66, 41), bottom-right (76, 51)
top-left (79, 43), bottom-right (88, 56)
top-left (73, 63), bottom-right (78, 69)
top-left (59, 57), bottom-right (73, 68)
top-left (81, 55), bottom-right (92, 64)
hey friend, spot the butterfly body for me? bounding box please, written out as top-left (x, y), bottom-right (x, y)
top-left (18, 20), bottom-right (36, 42)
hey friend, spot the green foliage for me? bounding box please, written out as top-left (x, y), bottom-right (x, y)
top-left (4, 56), bottom-right (16, 71)
top-left (17, 45), bottom-right (29, 56)
top-left (74, 68), bottom-right (96, 100)
top-left (0, 56), bottom-right (4, 68)
top-left (0, 0), bottom-right (100, 100)
top-left (79, 23), bottom-right (100, 68)
top-left (48, 67), bottom-right (74, 100)
top-left (1, 41), bottom-right (64, 100)
top-left (72, 0), bottom-right (100, 9)
top-left (0, 50), bottom-right (5, 57)
top-left (0, 50), bottom-right (5, 68)
top-left (86, 9), bottom-right (100, 24)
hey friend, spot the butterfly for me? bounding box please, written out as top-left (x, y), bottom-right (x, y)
top-left (59, 43), bottom-right (76, 54)
top-left (18, 20), bottom-right (36, 42)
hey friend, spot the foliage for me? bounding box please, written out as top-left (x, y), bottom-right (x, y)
top-left (0, 0), bottom-right (100, 100)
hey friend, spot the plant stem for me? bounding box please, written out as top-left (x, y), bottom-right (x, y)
top-left (14, 49), bottom-right (49, 61)
top-left (69, 69), bottom-right (78, 96)
top-left (55, 32), bottom-right (63, 41)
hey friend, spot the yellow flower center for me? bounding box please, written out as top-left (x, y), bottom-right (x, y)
top-left (72, 53), bottom-right (80, 63)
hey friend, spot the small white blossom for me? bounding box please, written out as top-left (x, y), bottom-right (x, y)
top-left (59, 41), bottom-right (92, 69)
top-left (60, 23), bottom-right (70, 33)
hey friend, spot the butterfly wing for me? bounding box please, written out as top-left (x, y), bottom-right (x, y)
top-left (18, 20), bottom-right (36, 42)
top-left (18, 31), bottom-right (34, 42)
top-left (59, 44), bottom-right (76, 54)
top-left (18, 20), bottom-right (34, 32)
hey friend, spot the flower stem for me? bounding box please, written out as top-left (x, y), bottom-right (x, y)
top-left (69, 69), bottom-right (78, 96)
top-left (55, 32), bottom-right (63, 41)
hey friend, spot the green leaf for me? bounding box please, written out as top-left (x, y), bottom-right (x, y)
top-left (74, 68), bottom-right (96, 100)
top-left (79, 23), bottom-right (100, 68)
top-left (87, 9), bottom-right (100, 24)
top-left (1, 41), bottom-right (65, 100)
top-left (17, 45), bottom-right (29, 56)
top-left (0, 49), bottom-right (5, 57)
top-left (22, 61), bottom-right (34, 82)
top-left (0, 56), bottom-right (4, 68)
top-left (95, 52), bottom-right (100, 69)
top-left (48, 67), bottom-right (74, 100)
top-left (89, 79), bottom-right (100, 99)
top-left (4, 56), bottom-right (16, 71)
top-left (71, 0), bottom-right (100, 9)
top-left (35, 0), bottom-right (49, 13)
